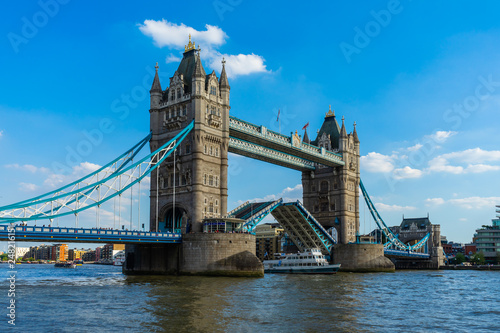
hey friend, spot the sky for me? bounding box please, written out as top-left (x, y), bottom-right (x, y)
top-left (1, 0), bottom-right (500, 251)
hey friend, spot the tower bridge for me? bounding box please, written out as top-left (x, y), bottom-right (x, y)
top-left (0, 36), bottom-right (444, 274)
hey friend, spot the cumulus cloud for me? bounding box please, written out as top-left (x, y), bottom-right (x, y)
top-left (19, 182), bottom-right (38, 192)
top-left (374, 203), bottom-right (416, 212)
top-left (392, 166), bottom-right (423, 180)
top-left (138, 19), bottom-right (269, 78)
top-left (425, 198), bottom-right (446, 206)
top-left (360, 152), bottom-right (395, 173)
top-left (5, 164), bottom-right (50, 173)
top-left (165, 54), bottom-right (181, 63)
top-left (427, 148), bottom-right (500, 174)
top-left (407, 143), bottom-right (422, 152)
top-left (234, 184), bottom-right (303, 206)
top-left (428, 130), bottom-right (457, 143)
top-left (44, 162), bottom-right (101, 188)
top-left (425, 196), bottom-right (500, 210)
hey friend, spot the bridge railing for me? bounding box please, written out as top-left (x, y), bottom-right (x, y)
top-left (0, 225), bottom-right (181, 239)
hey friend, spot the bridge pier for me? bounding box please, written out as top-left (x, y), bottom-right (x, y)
top-left (123, 233), bottom-right (263, 277)
top-left (332, 243), bottom-right (395, 272)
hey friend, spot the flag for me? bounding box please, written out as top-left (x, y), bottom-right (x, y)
top-left (302, 122), bottom-right (309, 130)
top-left (276, 109), bottom-right (280, 122)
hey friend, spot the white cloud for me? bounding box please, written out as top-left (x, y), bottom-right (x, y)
top-left (407, 143), bottom-right (422, 151)
top-left (165, 54), bottom-right (181, 64)
top-left (427, 148), bottom-right (500, 174)
top-left (448, 196), bottom-right (500, 210)
top-left (360, 152), bottom-right (395, 173)
top-left (426, 196), bottom-right (500, 210)
top-left (19, 182), bottom-right (38, 192)
top-left (392, 166), bottom-right (423, 179)
top-left (207, 53), bottom-right (267, 78)
top-left (234, 184), bottom-right (303, 206)
top-left (43, 162), bottom-right (101, 188)
top-left (374, 203), bottom-right (416, 212)
top-left (138, 21), bottom-right (226, 48)
top-left (428, 130), bottom-right (457, 143)
top-left (138, 19), bottom-right (269, 78)
top-left (5, 164), bottom-right (49, 173)
top-left (425, 198), bottom-right (445, 206)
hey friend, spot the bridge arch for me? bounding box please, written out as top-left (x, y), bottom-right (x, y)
top-left (159, 203), bottom-right (189, 233)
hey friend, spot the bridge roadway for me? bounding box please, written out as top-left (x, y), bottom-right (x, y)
top-left (228, 116), bottom-right (344, 171)
top-left (0, 225), bottom-right (182, 244)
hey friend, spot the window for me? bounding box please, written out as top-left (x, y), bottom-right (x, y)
top-left (185, 144), bottom-right (191, 154)
top-left (209, 203), bottom-right (214, 213)
top-left (183, 105), bottom-right (187, 116)
top-left (168, 109), bottom-right (172, 118)
top-left (209, 146), bottom-right (213, 155)
top-left (204, 145), bottom-right (207, 154)
top-left (205, 198), bottom-right (207, 204)
top-left (210, 86), bottom-right (216, 95)
top-left (177, 88), bottom-right (181, 99)
top-left (320, 202), bottom-right (328, 212)
top-left (215, 176), bottom-right (219, 187)
top-left (170, 90), bottom-right (175, 101)
top-left (215, 200), bottom-right (218, 206)
top-left (203, 174), bottom-right (207, 185)
top-left (320, 181), bottom-right (328, 192)
top-left (215, 147), bottom-right (219, 157)
top-left (209, 175), bottom-right (214, 186)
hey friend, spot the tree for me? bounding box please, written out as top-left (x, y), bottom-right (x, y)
top-left (455, 252), bottom-right (466, 264)
top-left (471, 252), bottom-right (485, 265)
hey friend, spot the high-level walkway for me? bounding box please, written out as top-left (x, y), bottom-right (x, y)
top-left (229, 116), bottom-right (344, 171)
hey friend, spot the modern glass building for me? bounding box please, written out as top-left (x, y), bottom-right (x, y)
top-left (474, 205), bottom-right (500, 263)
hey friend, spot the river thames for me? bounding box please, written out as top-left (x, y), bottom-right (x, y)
top-left (1, 264), bottom-right (499, 332)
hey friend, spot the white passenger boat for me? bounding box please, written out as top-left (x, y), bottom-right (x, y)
top-left (113, 251), bottom-right (125, 266)
top-left (263, 248), bottom-right (340, 274)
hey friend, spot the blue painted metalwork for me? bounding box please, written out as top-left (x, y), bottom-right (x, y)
top-left (360, 180), bottom-right (430, 252)
top-left (270, 201), bottom-right (336, 255)
top-left (228, 116), bottom-right (344, 167)
top-left (0, 225), bottom-right (181, 244)
top-left (0, 121), bottom-right (194, 222)
top-left (383, 249), bottom-right (430, 259)
top-left (239, 199), bottom-right (283, 232)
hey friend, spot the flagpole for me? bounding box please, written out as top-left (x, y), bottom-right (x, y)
top-left (278, 109), bottom-right (281, 134)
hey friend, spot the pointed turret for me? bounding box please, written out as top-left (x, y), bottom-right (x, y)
top-left (353, 121), bottom-right (359, 143)
top-left (150, 62), bottom-right (162, 110)
top-left (219, 57), bottom-right (229, 89)
top-left (150, 62), bottom-right (162, 93)
top-left (193, 54), bottom-right (206, 78)
top-left (312, 105), bottom-right (341, 149)
top-left (340, 116), bottom-right (347, 138)
top-left (303, 127), bottom-right (310, 144)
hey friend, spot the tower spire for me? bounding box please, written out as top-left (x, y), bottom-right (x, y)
top-left (353, 121), bottom-right (359, 143)
top-left (150, 62), bottom-right (162, 92)
top-left (219, 57), bottom-right (229, 89)
top-left (340, 116), bottom-right (347, 138)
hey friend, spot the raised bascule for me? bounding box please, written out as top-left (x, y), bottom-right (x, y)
top-left (0, 36), bottom-right (444, 274)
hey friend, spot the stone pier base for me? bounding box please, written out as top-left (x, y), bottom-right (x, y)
top-left (181, 233), bottom-right (263, 277)
top-left (333, 243), bottom-right (395, 273)
top-left (123, 233), bottom-right (263, 277)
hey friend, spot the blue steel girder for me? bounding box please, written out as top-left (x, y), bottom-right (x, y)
top-left (0, 121), bottom-right (194, 222)
top-left (229, 116), bottom-right (344, 168)
top-left (271, 201), bottom-right (335, 255)
top-left (241, 199), bottom-right (283, 232)
top-left (228, 137), bottom-right (315, 171)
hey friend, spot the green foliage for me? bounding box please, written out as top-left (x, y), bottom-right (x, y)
top-left (0, 253), bottom-right (8, 261)
top-left (471, 251), bottom-right (486, 265)
top-left (455, 252), bottom-right (466, 264)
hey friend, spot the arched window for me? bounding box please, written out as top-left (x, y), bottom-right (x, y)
top-left (320, 181), bottom-right (329, 192)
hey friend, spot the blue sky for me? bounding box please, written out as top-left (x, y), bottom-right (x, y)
top-left (1, 0), bottom-right (500, 251)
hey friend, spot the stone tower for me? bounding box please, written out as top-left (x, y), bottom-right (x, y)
top-left (301, 106), bottom-right (360, 244)
top-left (149, 36), bottom-right (230, 233)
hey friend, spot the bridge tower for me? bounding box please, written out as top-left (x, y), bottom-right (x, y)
top-left (149, 36), bottom-right (230, 233)
top-left (301, 107), bottom-right (360, 244)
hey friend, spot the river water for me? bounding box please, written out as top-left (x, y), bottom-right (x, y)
top-left (1, 264), bottom-right (499, 332)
